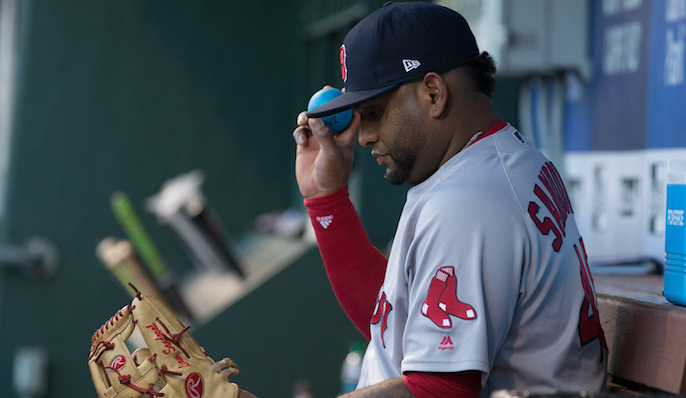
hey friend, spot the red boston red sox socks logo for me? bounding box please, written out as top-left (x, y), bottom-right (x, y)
top-left (440, 267), bottom-right (476, 320)
top-left (421, 266), bottom-right (476, 328)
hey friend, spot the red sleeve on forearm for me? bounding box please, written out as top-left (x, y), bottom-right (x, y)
top-left (402, 371), bottom-right (482, 398)
top-left (304, 187), bottom-right (388, 341)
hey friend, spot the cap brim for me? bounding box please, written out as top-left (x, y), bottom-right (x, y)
top-left (306, 84), bottom-right (398, 118)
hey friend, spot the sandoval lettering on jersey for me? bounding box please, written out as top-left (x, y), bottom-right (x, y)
top-left (528, 162), bottom-right (574, 251)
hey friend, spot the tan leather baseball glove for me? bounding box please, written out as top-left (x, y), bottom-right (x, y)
top-left (88, 288), bottom-right (241, 398)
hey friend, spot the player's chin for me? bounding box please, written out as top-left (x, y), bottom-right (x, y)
top-left (384, 168), bottom-right (409, 185)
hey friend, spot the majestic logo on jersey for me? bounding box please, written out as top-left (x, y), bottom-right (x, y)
top-left (110, 355), bottom-right (126, 371)
top-left (438, 335), bottom-right (455, 351)
top-left (316, 215), bottom-right (334, 229)
top-left (421, 266), bottom-right (476, 328)
top-left (371, 291), bottom-right (392, 348)
top-left (402, 59), bottom-right (421, 72)
top-left (528, 162), bottom-right (573, 252)
top-left (340, 45), bottom-right (348, 82)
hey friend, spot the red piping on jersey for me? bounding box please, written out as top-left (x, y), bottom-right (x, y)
top-left (467, 120), bottom-right (508, 148)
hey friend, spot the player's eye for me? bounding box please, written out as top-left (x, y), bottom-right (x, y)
top-left (368, 108), bottom-right (382, 119)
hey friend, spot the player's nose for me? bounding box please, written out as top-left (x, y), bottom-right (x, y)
top-left (358, 122), bottom-right (378, 147)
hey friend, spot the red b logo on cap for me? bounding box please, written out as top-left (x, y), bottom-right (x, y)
top-left (340, 44), bottom-right (348, 82)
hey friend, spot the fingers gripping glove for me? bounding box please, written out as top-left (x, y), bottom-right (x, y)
top-left (88, 290), bottom-right (240, 398)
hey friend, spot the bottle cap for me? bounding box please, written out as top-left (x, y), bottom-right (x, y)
top-left (668, 160), bottom-right (686, 184)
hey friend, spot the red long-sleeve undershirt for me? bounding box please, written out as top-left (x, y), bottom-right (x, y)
top-left (304, 186), bottom-right (387, 340)
top-left (304, 187), bottom-right (481, 398)
top-left (403, 371), bottom-right (482, 398)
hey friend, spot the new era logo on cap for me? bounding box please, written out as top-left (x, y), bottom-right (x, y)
top-left (402, 59), bottom-right (421, 72)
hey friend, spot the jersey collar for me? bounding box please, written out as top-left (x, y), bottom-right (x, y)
top-left (466, 120), bottom-right (508, 149)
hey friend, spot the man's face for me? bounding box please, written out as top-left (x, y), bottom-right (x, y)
top-left (355, 85), bottom-right (428, 185)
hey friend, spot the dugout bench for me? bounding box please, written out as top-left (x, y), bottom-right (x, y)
top-left (596, 274), bottom-right (686, 394)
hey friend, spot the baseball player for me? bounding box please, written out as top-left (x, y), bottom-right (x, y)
top-left (293, 2), bottom-right (608, 398)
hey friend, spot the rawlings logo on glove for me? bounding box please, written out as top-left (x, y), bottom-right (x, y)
top-left (110, 356), bottom-right (127, 371)
top-left (88, 285), bottom-right (241, 398)
top-left (186, 374), bottom-right (204, 398)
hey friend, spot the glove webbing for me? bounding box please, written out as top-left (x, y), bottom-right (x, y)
top-left (89, 305), bottom-right (134, 363)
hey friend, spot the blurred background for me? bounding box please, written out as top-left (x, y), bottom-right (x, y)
top-left (0, 0), bottom-right (683, 397)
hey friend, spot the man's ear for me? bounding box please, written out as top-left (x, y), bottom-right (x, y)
top-left (420, 72), bottom-right (449, 119)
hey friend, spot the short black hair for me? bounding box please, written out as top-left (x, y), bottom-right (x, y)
top-left (460, 51), bottom-right (497, 97)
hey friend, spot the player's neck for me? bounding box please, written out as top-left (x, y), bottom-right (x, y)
top-left (440, 96), bottom-right (501, 167)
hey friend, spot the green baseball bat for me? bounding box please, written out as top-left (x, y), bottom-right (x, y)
top-left (110, 191), bottom-right (193, 321)
top-left (110, 191), bottom-right (168, 279)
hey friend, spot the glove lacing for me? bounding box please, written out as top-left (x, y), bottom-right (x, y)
top-left (91, 286), bottom-right (199, 397)
top-left (104, 366), bottom-right (165, 397)
top-left (156, 318), bottom-right (192, 358)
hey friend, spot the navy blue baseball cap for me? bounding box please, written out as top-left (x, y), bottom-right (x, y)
top-left (307, 1), bottom-right (479, 118)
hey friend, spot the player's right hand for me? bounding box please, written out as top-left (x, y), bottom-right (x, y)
top-left (292, 101), bottom-right (360, 200)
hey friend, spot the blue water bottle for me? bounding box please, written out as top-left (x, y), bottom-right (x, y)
top-left (664, 160), bottom-right (686, 306)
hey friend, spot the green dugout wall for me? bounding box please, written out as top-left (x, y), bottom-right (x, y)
top-left (0, 1), bottom-right (519, 396)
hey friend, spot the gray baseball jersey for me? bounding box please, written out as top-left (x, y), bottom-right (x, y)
top-left (356, 123), bottom-right (607, 396)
